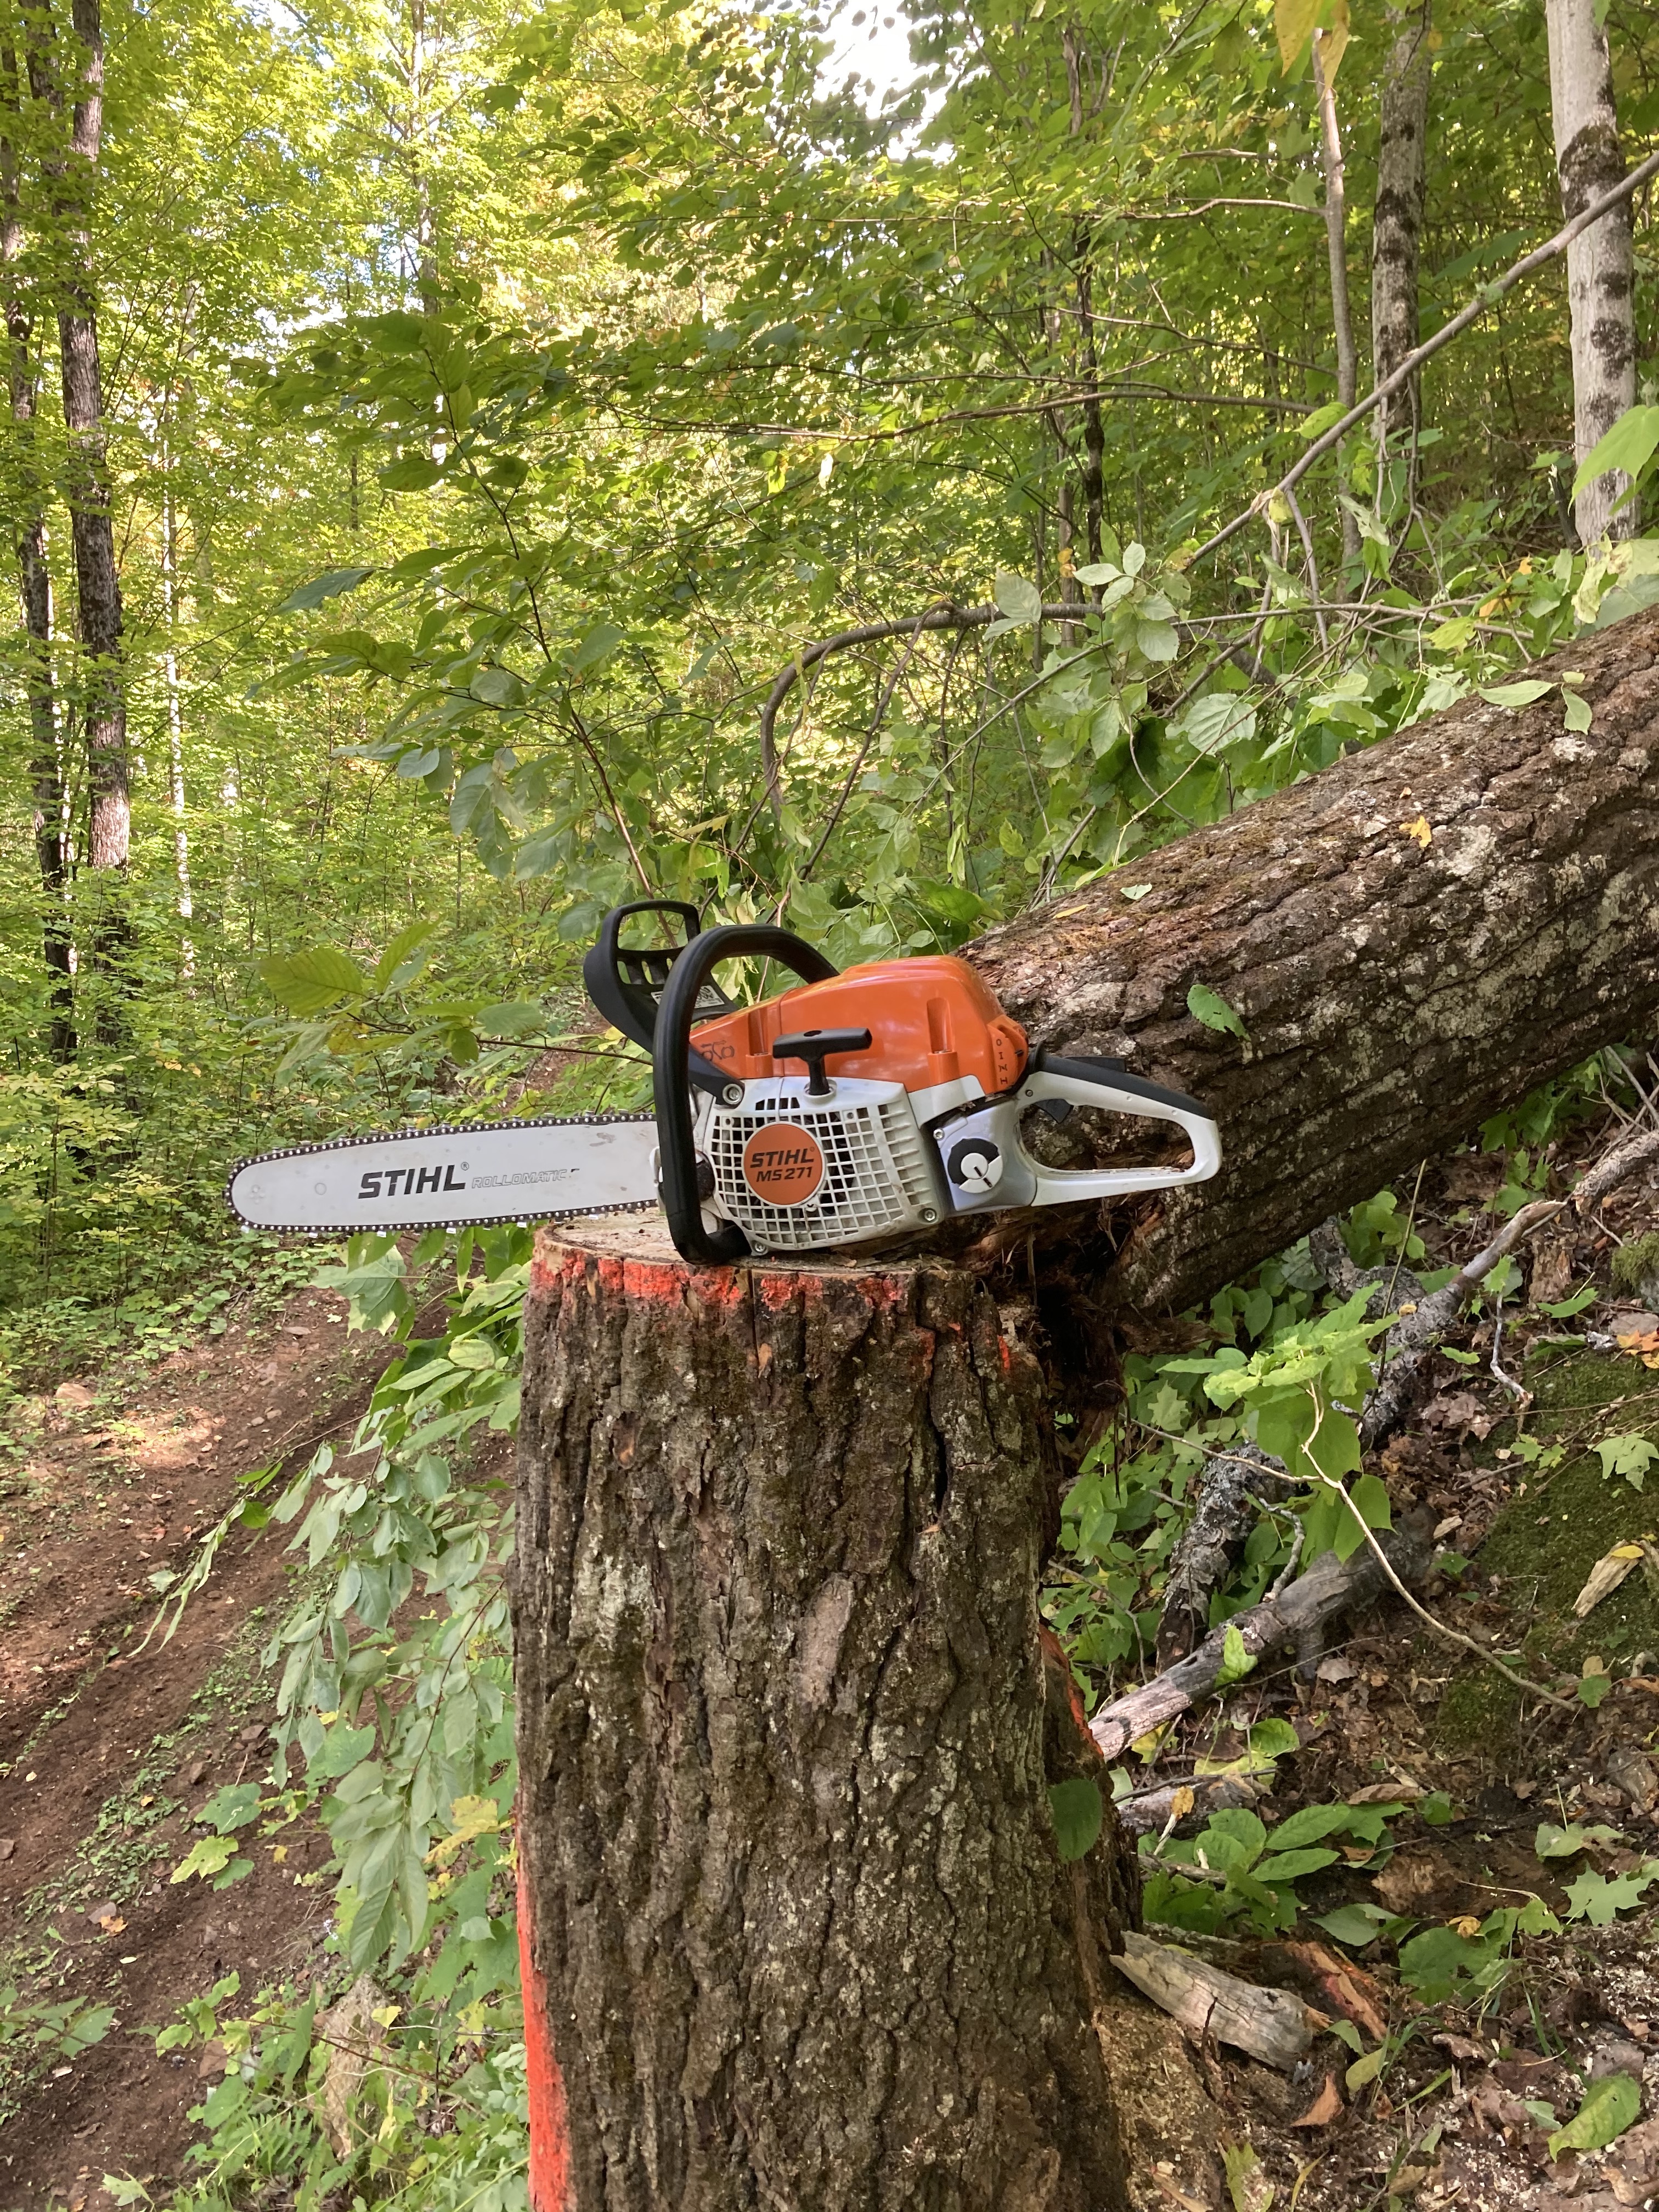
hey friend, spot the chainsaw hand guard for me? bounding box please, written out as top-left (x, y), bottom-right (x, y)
top-left (653, 922), bottom-right (838, 1265)
top-left (933, 1049), bottom-right (1222, 1216)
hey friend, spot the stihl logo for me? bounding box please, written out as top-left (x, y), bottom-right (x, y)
top-left (359, 1165), bottom-right (467, 1200)
top-left (741, 1124), bottom-right (825, 1206)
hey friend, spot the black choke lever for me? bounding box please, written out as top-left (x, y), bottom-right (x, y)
top-left (771, 1028), bottom-right (872, 1097)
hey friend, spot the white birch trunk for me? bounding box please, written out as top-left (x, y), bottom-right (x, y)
top-left (1545, 0), bottom-right (1638, 544)
top-left (1311, 31), bottom-right (1361, 569)
top-left (160, 475), bottom-right (194, 974)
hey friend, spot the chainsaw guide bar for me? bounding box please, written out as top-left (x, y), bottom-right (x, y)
top-left (225, 1109), bottom-right (658, 1235)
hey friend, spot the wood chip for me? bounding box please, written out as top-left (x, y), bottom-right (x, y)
top-left (1110, 1930), bottom-right (1313, 2070)
top-left (1293, 2074), bottom-right (1345, 2127)
top-left (1575, 1544), bottom-right (1646, 1618)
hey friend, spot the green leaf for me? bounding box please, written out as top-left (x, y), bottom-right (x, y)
top-left (1345, 2045), bottom-right (1386, 2092)
top-left (1534, 1821), bottom-right (1589, 1859)
top-left (1187, 981), bottom-right (1248, 1039)
top-left (993, 572), bottom-right (1043, 624)
top-left (381, 453), bottom-right (445, 492)
top-left (1548, 2072), bottom-right (1641, 2159)
top-left (1301, 399), bottom-right (1347, 441)
top-left (1562, 688), bottom-right (1594, 733)
top-left (170, 1834), bottom-right (240, 1884)
top-left (1048, 1777), bottom-right (1104, 1861)
top-left (474, 1001), bottom-right (546, 1039)
top-left (1562, 1862), bottom-right (1659, 1925)
top-left (372, 919), bottom-right (438, 993)
top-left (1215, 1621), bottom-right (1256, 1686)
top-left (1267, 1803), bottom-right (1351, 1850)
top-left (200, 1783), bottom-right (263, 1835)
top-left (1333, 1472), bottom-right (1392, 1563)
top-left (470, 665), bottom-right (524, 707)
top-left (572, 620), bottom-right (625, 672)
top-left (1570, 404), bottom-right (1659, 502)
top-left (57, 2006), bottom-right (114, 2056)
top-left (1245, 1717), bottom-right (1300, 1767)
top-left (1312, 1903), bottom-right (1390, 1947)
top-left (1595, 1433), bottom-right (1659, 1488)
top-left (258, 946), bottom-right (372, 1014)
top-left (277, 566), bottom-right (373, 614)
top-left (1477, 680), bottom-right (1555, 709)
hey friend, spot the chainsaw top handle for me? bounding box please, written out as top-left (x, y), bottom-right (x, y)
top-left (654, 921), bottom-right (838, 1267)
top-left (582, 899), bottom-right (733, 1100)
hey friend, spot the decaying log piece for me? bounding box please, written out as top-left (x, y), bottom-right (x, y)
top-left (1091, 1514), bottom-right (1434, 1763)
top-left (968, 606), bottom-right (1659, 1319)
top-left (514, 1216), bottom-right (1137, 2212)
top-left (1110, 1931), bottom-right (1313, 2069)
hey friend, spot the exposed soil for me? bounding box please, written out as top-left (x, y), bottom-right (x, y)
top-left (0, 1286), bottom-right (402, 2210)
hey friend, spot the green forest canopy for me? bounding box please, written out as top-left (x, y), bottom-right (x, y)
top-left (1, 0), bottom-right (1656, 1324)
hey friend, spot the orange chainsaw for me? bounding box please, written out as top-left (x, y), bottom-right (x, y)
top-left (227, 901), bottom-right (1221, 1265)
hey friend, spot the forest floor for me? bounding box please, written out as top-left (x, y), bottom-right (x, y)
top-left (1, 1132), bottom-right (1657, 2210)
top-left (1118, 1127), bottom-right (1659, 2212)
top-left (0, 1281), bottom-right (400, 2211)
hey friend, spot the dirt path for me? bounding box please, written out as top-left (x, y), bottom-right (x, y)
top-left (0, 1286), bottom-right (401, 2210)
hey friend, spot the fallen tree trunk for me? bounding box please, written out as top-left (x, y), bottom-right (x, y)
top-left (969, 606), bottom-right (1659, 1316)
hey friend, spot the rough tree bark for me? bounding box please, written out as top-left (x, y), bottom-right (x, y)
top-left (1545, 0), bottom-right (1638, 545)
top-left (1, 35), bottom-right (73, 1059)
top-left (968, 603), bottom-right (1659, 1325)
top-left (514, 1222), bottom-right (1137, 2212)
top-left (1370, 3), bottom-right (1433, 450)
top-left (29, 0), bottom-right (127, 885)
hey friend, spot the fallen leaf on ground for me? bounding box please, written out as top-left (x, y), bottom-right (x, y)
top-left (0, 1839), bottom-right (14, 1860)
top-left (1607, 1746), bottom-right (1659, 1810)
top-left (1422, 1389), bottom-right (1496, 1441)
top-left (1372, 1854), bottom-right (1447, 1913)
top-left (1316, 1654), bottom-right (1356, 1684)
top-left (1575, 1545), bottom-right (1646, 1618)
top-left (96, 1913), bottom-right (126, 1935)
top-left (1293, 2075), bottom-right (1344, 2127)
top-left (1434, 2032), bottom-right (1488, 2063)
top-left (1349, 1781), bottom-right (1421, 1804)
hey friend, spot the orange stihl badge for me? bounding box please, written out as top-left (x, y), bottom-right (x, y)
top-left (741, 1124), bottom-right (826, 1206)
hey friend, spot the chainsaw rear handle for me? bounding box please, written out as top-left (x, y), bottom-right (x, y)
top-left (939, 1048), bottom-right (1221, 1216)
top-left (654, 922), bottom-right (839, 1266)
top-left (582, 899), bottom-right (733, 1100)
top-left (1023, 1052), bottom-right (1221, 1198)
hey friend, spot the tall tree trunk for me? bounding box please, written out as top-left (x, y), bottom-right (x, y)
top-left (1545, 0), bottom-right (1638, 545)
top-left (2, 36), bottom-right (74, 1059)
top-left (1311, 28), bottom-right (1361, 568)
top-left (1370, 4), bottom-right (1433, 453)
top-left (160, 461), bottom-right (194, 974)
top-left (50, 0), bottom-right (126, 884)
top-left (515, 1227), bottom-right (1138, 2212)
top-left (968, 603), bottom-right (1659, 1326)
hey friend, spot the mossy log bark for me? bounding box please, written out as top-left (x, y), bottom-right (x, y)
top-left (514, 1218), bottom-right (1137, 2212)
top-left (969, 605), bottom-right (1659, 1318)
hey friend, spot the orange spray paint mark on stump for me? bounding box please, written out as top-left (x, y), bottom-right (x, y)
top-left (517, 1849), bottom-right (574, 2211)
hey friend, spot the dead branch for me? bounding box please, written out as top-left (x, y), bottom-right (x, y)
top-left (1089, 1513), bottom-right (1434, 1763)
top-left (1110, 1931), bottom-right (1313, 2069)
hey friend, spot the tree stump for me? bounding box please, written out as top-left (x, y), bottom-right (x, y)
top-left (512, 1216), bottom-right (1137, 2212)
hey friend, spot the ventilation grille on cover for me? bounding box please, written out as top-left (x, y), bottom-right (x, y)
top-left (708, 1093), bottom-right (937, 1250)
